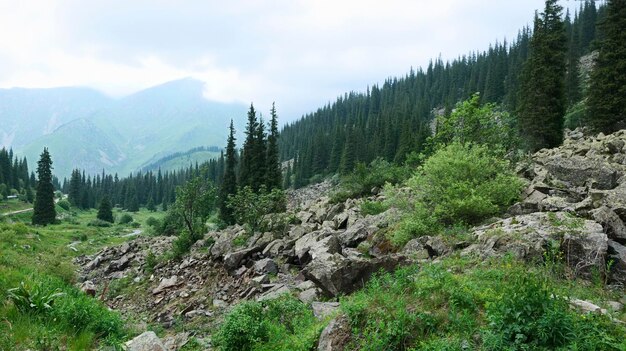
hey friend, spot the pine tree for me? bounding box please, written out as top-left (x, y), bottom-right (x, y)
top-left (517, 1), bottom-right (567, 151)
top-left (239, 104), bottom-right (259, 189)
top-left (32, 148), bottom-right (56, 225)
top-left (219, 120), bottom-right (238, 224)
top-left (265, 103), bottom-right (282, 190)
top-left (586, 0), bottom-right (626, 133)
top-left (97, 196), bottom-right (114, 223)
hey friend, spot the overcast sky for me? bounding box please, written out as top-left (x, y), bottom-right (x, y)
top-left (0, 0), bottom-right (584, 121)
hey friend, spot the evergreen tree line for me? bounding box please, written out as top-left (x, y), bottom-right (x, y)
top-left (278, 0), bottom-right (605, 188)
top-left (0, 147), bottom-right (34, 201)
top-left (63, 162), bottom-right (225, 212)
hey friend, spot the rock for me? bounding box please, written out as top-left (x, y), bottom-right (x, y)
top-left (224, 246), bottom-right (262, 271)
top-left (463, 212), bottom-right (608, 278)
top-left (569, 299), bottom-right (607, 314)
top-left (312, 302), bottom-right (340, 320)
top-left (252, 274), bottom-right (270, 285)
top-left (152, 276), bottom-right (178, 295)
top-left (317, 316), bottom-right (351, 351)
top-left (538, 154), bottom-right (619, 190)
top-left (338, 223), bottom-right (377, 248)
top-left (213, 299), bottom-right (228, 308)
top-left (162, 332), bottom-right (190, 351)
top-left (608, 240), bottom-right (626, 285)
top-left (294, 230), bottom-right (341, 263)
top-left (108, 255), bottom-right (130, 272)
top-left (84, 255), bottom-right (103, 271)
top-left (334, 212), bottom-right (349, 230)
top-left (592, 206), bottom-right (626, 241)
top-left (125, 331), bottom-right (166, 351)
top-left (420, 236), bottom-right (449, 257)
top-left (254, 258), bottom-right (279, 275)
top-left (80, 280), bottom-right (97, 297)
top-left (298, 288), bottom-right (320, 303)
top-left (257, 284), bottom-right (292, 301)
top-left (296, 280), bottom-right (316, 291)
top-left (607, 301), bottom-right (624, 312)
top-left (402, 239), bottom-right (430, 259)
top-left (304, 254), bottom-right (408, 297)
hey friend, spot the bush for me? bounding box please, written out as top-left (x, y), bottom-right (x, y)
top-left (390, 143), bottom-right (523, 245)
top-left (331, 158), bottom-right (409, 204)
top-left (227, 186), bottom-right (286, 233)
top-left (118, 213), bottom-right (133, 224)
top-left (88, 219), bottom-right (112, 227)
top-left (360, 200), bottom-right (388, 216)
top-left (7, 281), bottom-right (64, 314)
top-left (213, 295), bottom-right (319, 351)
top-left (57, 199), bottom-right (71, 211)
top-left (145, 216), bottom-right (160, 228)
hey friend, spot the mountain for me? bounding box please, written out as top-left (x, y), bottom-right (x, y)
top-left (3, 78), bottom-right (247, 178)
top-left (0, 87), bottom-right (112, 149)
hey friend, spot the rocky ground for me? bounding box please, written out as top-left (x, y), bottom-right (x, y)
top-left (75, 128), bottom-right (626, 350)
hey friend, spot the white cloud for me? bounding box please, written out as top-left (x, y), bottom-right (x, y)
top-left (0, 0), bottom-right (582, 119)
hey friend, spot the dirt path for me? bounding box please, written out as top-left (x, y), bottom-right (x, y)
top-left (1, 207), bottom-right (33, 216)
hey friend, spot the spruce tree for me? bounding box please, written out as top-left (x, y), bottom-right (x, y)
top-left (219, 120), bottom-right (238, 224)
top-left (586, 0), bottom-right (626, 133)
top-left (97, 196), bottom-right (114, 223)
top-left (32, 148), bottom-right (56, 225)
top-left (239, 104), bottom-right (258, 188)
top-left (517, 0), bottom-right (567, 151)
top-left (266, 103), bottom-right (282, 190)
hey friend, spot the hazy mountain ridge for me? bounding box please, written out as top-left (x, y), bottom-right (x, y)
top-left (2, 78), bottom-right (247, 178)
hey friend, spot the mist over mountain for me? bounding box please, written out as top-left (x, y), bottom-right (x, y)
top-left (1, 78), bottom-right (247, 178)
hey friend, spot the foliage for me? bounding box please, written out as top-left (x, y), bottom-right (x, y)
top-left (360, 200), bottom-right (388, 216)
top-left (585, 0), bottom-right (626, 133)
top-left (331, 158), bottom-right (409, 204)
top-left (97, 196), bottom-right (114, 223)
top-left (7, 281), bottom-right (64, 314)
top-left (172, 177), bottom-right (217, 240)
top-left (219, 120), bottom-right (239, 225)
top-left (145, 216), bottom-right (160, 228)
top-left (32, 148), bottom-right (57, 225)
top-left (390, 143), bottom-right (523, 245)
top-left (227, 185), bottom-right (286, 233)
top-left (88, 219), bottom-right (113, 227)
top-left (213, 295), bottom-right (321, 351)
top-left (57, 199), bottom-right (71, 211)
top-left (118, 213), bottom-right (133, 224)
top-left (517, 0), bottom-right (567, 151)
top-left (431, 93), bottom-right (518, 152)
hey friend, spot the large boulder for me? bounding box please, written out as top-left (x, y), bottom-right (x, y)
top-left (223, 246), bottom-right (263, 271)
top-left (463, 212), bottom-right (608, 278)
top-left (608, 240), bottom-right (626, 285)
top-left (303, 254), bottom-right (407, 297)
top-left (125, 331), bottom-right (166, 351)
top-left (317, 316), bottom-right (351, 351)
top-left (294, 229), bottom-right (341, 263)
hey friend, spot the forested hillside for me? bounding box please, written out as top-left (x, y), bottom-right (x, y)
top-left (279, 0), bottom-right (604, 187)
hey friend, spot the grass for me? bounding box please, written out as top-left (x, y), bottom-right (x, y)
top-left (0, 204), bottom-right (166, 350)
top-left (0, 198), bottom-right (32, 215)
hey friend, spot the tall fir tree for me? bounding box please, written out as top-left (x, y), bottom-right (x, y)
top-left (32, 148), bottom-right (56, 225)
top-left (239, 104), bottom-right (259, 189)
top-left (586, 0), bottom-right (626, 133)
top-left (219, 120), bottom-right (238, 224)
top-left (97, 196), bottom-right (114, 223)
top-left (265, 103), bottom-right (282, 190)
top-left (517, 0), bottom-right (567, 151)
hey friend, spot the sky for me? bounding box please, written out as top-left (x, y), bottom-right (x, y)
top-left (0, 0), bottom-right (585, 121)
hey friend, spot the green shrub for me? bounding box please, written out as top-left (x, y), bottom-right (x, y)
top-left (331, 158), bottom-right (409, 204)
top-left (57, 199), bottom-right (71, 211)
top-left (391, 143), bottom-right (523, 245)
top-left (118, 213), bottom-right (133, 224)
top-left (145, 216), bottom-right (160, 228)
top-left (6, 281), bottom-right (64, 314)
top-left (360, 200), bottom-right (388, 216)
top-left (88, 219), bottom-right (112, 227)
top-left (227, 186), bottom-right (286, 233)
top-left (213, 295), bottom-right (319, 351)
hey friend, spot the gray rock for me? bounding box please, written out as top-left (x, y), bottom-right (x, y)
top-left (224, 246), bottom-right (262, 271)
top-left (257, 284), bottom-right (292, 301)
top-left (107, 254), bottom-right (130, 272)
top-left (312, 302), bottom-right (340, 320)
top-left (298, 288), bottom-right (320, 303)
top-left (254, 258), bottom-right (279, 275)
top-left (125, 331), bottom-right (166, 351)
top-left (402, 239), bottom-right (430, 259)
top-left (338, 223), bottom-right (377, 247)
top-left (317, 316), bottom-right (351, 351)
top-left (608, 240), bottom-right (626, 285)
top-left (152, 276), bottom-right (178, 295)
top-left (80, 280), bottom-right (97, 297)
top-left (294, 230), bottom-right (341, 263)
top-left (304, 254), bottom-right (408, 297)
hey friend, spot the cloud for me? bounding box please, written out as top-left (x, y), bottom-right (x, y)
top-left (0, 0), bottom-right (581, 120)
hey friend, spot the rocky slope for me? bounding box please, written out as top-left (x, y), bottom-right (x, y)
top-left (76, 128), bottom-right (626, 350)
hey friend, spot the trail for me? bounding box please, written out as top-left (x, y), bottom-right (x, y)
top-left (1, 207), bottom-right (33, 216)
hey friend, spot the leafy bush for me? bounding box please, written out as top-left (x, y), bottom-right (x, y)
top-left (145, 216), bottom-right (160, 228)
top-left (57, 199), bottom-right (71, 211)
top-left (171, 229), bottom-right (201, 260)
top-left (360, 200), bottom-right (388, 216)
top-left (227, 186), bottom-right (286, 233)
top-left (213, 295), bottom-right (320, 351)
top-left (118, 213), bottom-right (133, 224)
top-left (88, 219), bottom-right (112, 227)
top-left (390, 142), bottom-right (523, 245)
top-left (7, 281), bottom-right (64, 314)
top-left (331, 158), bottom-right (409, 204)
